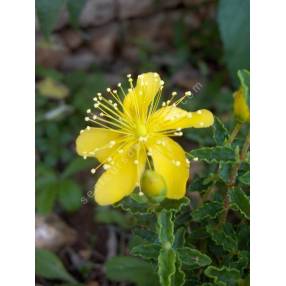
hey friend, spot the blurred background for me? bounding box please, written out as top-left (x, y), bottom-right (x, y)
top-left (35, 0), bottom-right (249, 285)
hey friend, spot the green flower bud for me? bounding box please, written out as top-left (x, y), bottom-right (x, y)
top-left (141, 170), bottom-right (167, 203)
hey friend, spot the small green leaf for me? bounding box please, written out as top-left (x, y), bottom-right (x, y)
top-left (201, 283), bottom-right (224, 286)
top-left (158, 248), bottom-right (176, 286)
top-left (58, 180), bottom-right (82, 212)
top-left (177, 247), bottom-right (212, 270)
top-left (206, 224), bottom-right (238, 253)
top-left (131, 243), bottom-right (160, 260)
top-left (66, 0), bottom-right (87, 27)
top-left (36, 182), bottom-right (58, 214)
top-left (188, 146), bottom-right (236, 163)
top-left (172, 255), bottom-right (185, 286)
top-left (204, 266), bottom-right (241, 286)
top-left (158, 210), bottom-right (174, 245)
top-left (192, 201), bottom-right (223, 222)
top-left (228, 188), bottom-right (250, 219)
top-left (36, 0), bottom-right (65, 39)
top-left (173, 228), bottom-right (186, 249)
top-left (158, 197), bottom-right (190, 212)
top-left (115, 196), bottom-right (148, 214)
top-left (105, 256), bottom-right (159, 286)
top-left (188, 177), bottom-right (212, 193)
top-left (133, 228), bottom-right (157, 243)
top-left (230, 251), bottom-right (249, 272)
top-left (62, 157), bottom-right (95, 178)
top-left (35, 248), bottom-right (76, 283)
top-left (218, 162), bottom-right (233, 183)
top-left (36, 65), bottom-right (63, 81)
top-left (212, 117), bottom-right (229, 145)
top-left (36, 164), bottom-right (57, 190)
top-left (239, 171), bottom-right (250, 185)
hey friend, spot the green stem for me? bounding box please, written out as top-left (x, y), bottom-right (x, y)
top-left (227, 123), bottom-right (242, 145)
top-left (219, 131), bottom-right (250, 225)
top-left (202, 123), bottom-right (242, 204)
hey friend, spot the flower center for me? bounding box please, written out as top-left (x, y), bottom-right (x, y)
top-left (135, 122), bottom-right (147, 137)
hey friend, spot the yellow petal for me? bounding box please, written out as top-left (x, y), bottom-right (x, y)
top-left (76, 127), bottom-right (122, 163)
top-left (147, 136), bottom-right (189, 199)
top-left (148, 106), bottom-right (214, 132)
top-left (123, 72), bottom-right (161, 116)
top-left (94, 145), bottom-right (146, 205)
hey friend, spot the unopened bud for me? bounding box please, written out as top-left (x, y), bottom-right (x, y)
top-left (233, 87), bottom-right (250, 123)
top-left (141, 170), bottom-right (166, 203)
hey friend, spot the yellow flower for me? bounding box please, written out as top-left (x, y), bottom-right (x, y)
top-left (76, 72), bottom-right (214, 206)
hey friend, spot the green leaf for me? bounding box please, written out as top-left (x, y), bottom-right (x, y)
top-left (158, 248), bottom-right (176, 286)
top-left (188, 177), bottom-right (212, 193)
top-left (188, 146), bottom-right (236, 163)
top-left (239, 171), bottom-right (250, 185)
top-left (105, 256), bottom-right (159, 286)
top-left (238, 69), bottom-right (250, 105)
top-left (212, 117), bottom-right (229, 145)
top-left (36, 65), bottom-right (63, 81)
top-left (58, 180), bottom-right (82, 212)
top-left (192, 201), bottom-right (223, 222)
top-left (206, 224), bottom-right (238, 253)
top-left (228, 188), bottom-right (250, 219)
top-left (131, 243), bottom-right (160, 260)
top-left (36, 0), bottom-right (65, 39)
top-left (204, 266), bottom-right (241, 286)
top-left (230, 251), bottom-right (249, 272)
top-left (158, 210), bottom-right (174, 245)
top-left (35, 248), bottom-right (76, 283)
top-left (67, 0), bottom-right (87, 27)
top-left (218, 0), bottom-right (250, 80)
top-left (36, 164), bottom-right (57, 190)
top-left (158, 197), bottom-right (190, 213)
top-left (173, 228), bottom-right (185, 249)
top-left (218, 162), bottom-right (233, 183)
top-left (62, 157), bottom-right (95, 178)
top-left (177, 247), bottom-right (212, 270)
top-left (133, 228), bottom-right (158, 243)
top-left (95, 206), bottom-right (131, 228)
top-left (36, 182), bottom-right (58, 214)
top-left (172, 255), bottom-right (185, 286)
top-left (115, 196), bottom-right (148, 214)
top-left (202, 283), bottom-right (224, 286)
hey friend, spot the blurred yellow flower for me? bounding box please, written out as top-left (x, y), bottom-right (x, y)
top-left (233, 87), bottom-right (250, 123)
top-left (76, 72), bottom-right (214, 205)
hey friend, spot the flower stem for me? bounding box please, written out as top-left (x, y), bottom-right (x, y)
top-left (227, 123), bottom-right (242, 144)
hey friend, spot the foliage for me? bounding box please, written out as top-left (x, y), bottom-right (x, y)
top-left (218, 0), bottom-right (250, 81)
top-left (105, 70), bottom-right (250, 285)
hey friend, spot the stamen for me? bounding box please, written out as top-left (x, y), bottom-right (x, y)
top-left (103, 164), bottom-right (111, 170)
